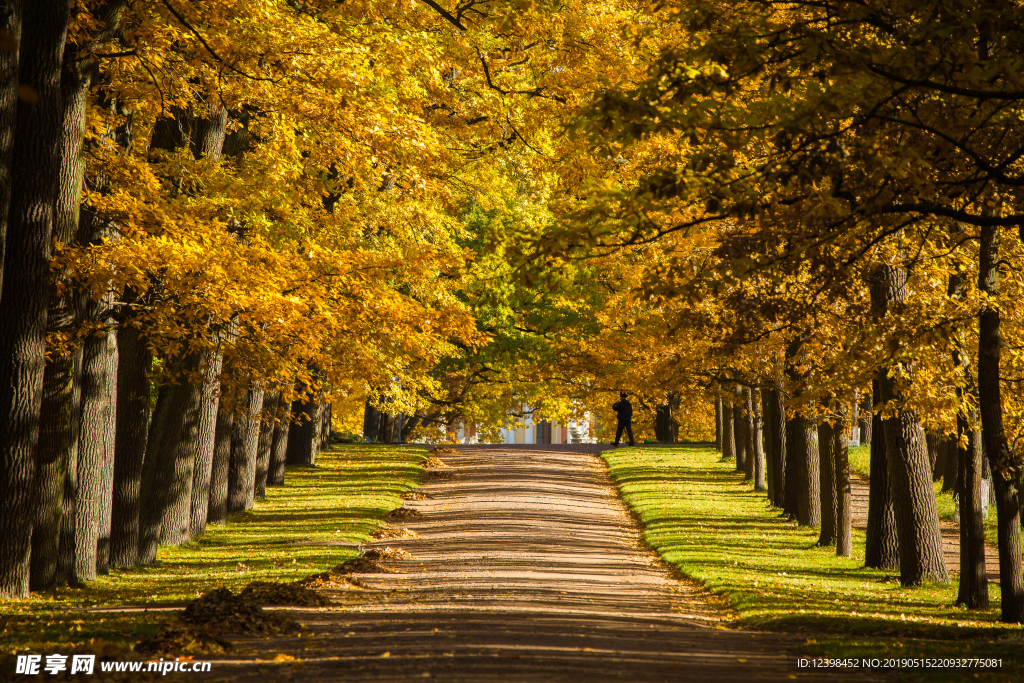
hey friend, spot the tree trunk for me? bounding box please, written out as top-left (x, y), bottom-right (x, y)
top-left (30, 347), bottom-right (80, 590)
top-left (28, 34), bottom-right (92, 590)
top-left (875, 265), bottom-right (948, 586)
top-left (95, 329), bottom-right (117, 574)
top-left (268, 401), bottom-right (291, 487)
top-left (721, 402), bottom-right (735, 461)
top-left (942, 430), bottom-right (959, 493)
top-left (0, 0), bottom-right (72, 598)
top-left (74, 313), bottom-right (112, 582)
top-left (865, 379), bottom-right (899, 570)
top-left (925, 432), bottom-right (940, 475)
top-left (254, 391), bottom-right (280, 500)
top-left (760, 387), bottom-right (775, 500)
top-left (784, 415), bottom-right (801, 519)
top-left (0, 1), bottom-right (20, 291)
top-left (188, 347), bottom-right (224, 537)
top-left (834, 407), bottom-right (852, 557)
top-left (817, 419), bottom-right (837, 546)
top-left (137, 352), bottom-right (205, 563)
top-left (933, 438), bottom-right (946, 482)
top-left (793, 414), bottom-right (820, 527)
top-left (977, 223), bottom-right (1024, 622)
top-left (766, 386), bottom-right (787, 508)
top-left (287, 395), bottom-right (317, 465)
top-left (957, 403), bottom-right (989, 608)
top-left (206, 390), bottom-right (235, 525)
top-left (733, 386), bottom-right (747, 474)
top-left (228, 387), bottom-right (265, 512)
top-left (859, 391), bottom-right (872, 447)
top-left (715, 395), bottom-right (723, 451)
top-left (850, 390), bottom-right (860, 444)
top-left (157, 357), bottom-right (208, 545)
top-left (109, 326), bottom-right (150, 567)
top-left (749, 387), bottom-right (766, 491)
top-left (319, 401), bottom-right (332, 450)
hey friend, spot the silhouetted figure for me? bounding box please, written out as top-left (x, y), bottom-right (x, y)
top-left (612, 392), bottom-right (635, 447)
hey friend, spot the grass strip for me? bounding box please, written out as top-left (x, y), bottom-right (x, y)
top-left (603, 445), bottom-right (1023, 683)
top-left (0, 444), bottom-right (425, 654)
top-left (850, 445), bottom-right (1002, 552)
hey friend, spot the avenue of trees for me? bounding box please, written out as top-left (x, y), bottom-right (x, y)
top-left (2, 0), bottom-right (1024, 627)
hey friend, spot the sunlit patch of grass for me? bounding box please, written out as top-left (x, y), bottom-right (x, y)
top-left (0, 444), bottom-right (426, 654)
top-left (603, 446), bottom-right (1023, 682)
top-left (849, 445), bottom-right (1005, 559)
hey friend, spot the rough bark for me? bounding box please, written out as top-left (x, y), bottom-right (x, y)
top-left (956, 403), bottom-right (988, 608)
top-left (268, 401), bottom-right (291, 487)
top-left (766, 386), bottom-right (787, 509)
top-left (206, 390), bottom-right (235, 525)
top-left (254, 391), bottom-right (280, 501)
top-left (942, 431), bottom-right (959, 493)
top-left (859, 391), bottom-right (872, 447)
top-left (0, 0), bottom-right (20, 291)
top-left (721, 402), bottom-right (735, 461)
top-left (793, 415), bottom-right (820, 527)
top-left (715, 395), bottom-right (723, 451)
top-left (95, 329), bottom-right (117, 574)
top-left (875, 265), bottom-right (948, 585)
top-left (228, 387), bottom-right (266, 512)
top-left (30, 347), bottom-right (80, 590)
top-left (74, 312), bottom-right (112, 582)
top-left (319, 401), bottom-right (332, 451)
top-left (749, 388), bottom-right (766, 491)
top-left (977, 223), bottom-right (1024, 622)
top-left (784, 415), bottom-right (800, 519)
top-left (137, 353), bottom-right (205, 564)
top-left (0, 0), bottom-right (72, 598)
top-left (287, 395), bottom-right (317, 465)
top-left (925, 432), bottom-right (941, 475)
top-left (109, 325), bottom-right (150, 567)
top-left (817, 419), bottom-right (837, 546)
top-left (760, 388), bottom-right (774, 500)
top-left (733, 386), bottom-right (748, 474)
top-left (865, 379), bottom-right (899, 570)
top-left (933, 437), bottom-right (947, 483)
top-left (157, 357), bottom-right (208, 546)
top-left (188, 347), bottom-right (224, 537)
top-left (834, 407), bottom-right (852, 557)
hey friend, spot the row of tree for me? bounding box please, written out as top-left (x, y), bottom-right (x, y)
top-left (534, 0), bottom-right (1024, 624)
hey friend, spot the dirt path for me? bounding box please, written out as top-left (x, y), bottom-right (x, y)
top-left (848, 473), bottom-right (1001, 581)
top-left (214, 446), bottom-right (883, 682)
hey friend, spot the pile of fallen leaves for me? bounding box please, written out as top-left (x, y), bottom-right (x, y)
top-left (428, 446), bottom-right (458, 457)
top-left (386, 506), bottom-right (423, 521)
top-left (422, 456), bottom-right (449, 468)
top-left (371, 526), bottom-right (418, 540)
top-left (331, 555), bottom-right (392, 574)
top-left (135, 588), bottom-right (301, 655)
top-left (363, 546), bottom-right (414, 561)
top-left (401, 490), bottom-right (431, 500)
top-left (299, 570), bottom-right (369, 590)
top-left (133, 623), bottom-right (232, 656)
top-left (238, 581), bottom-right (332, 607)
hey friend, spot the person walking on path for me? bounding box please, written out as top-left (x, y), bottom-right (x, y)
top-left (613, 392), bottom-right (635, 447)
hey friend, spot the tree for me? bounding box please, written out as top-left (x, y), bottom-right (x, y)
top-left (0, 0), bottom-right (71, 598)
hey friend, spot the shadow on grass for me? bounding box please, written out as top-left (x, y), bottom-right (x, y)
top-left (0, 445), bottom-right (428, 653)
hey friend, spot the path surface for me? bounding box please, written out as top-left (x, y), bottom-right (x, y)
top-left (848, 473), bottom-right (1001, 581)
top-left (217, 446), bottom-right (884, 682)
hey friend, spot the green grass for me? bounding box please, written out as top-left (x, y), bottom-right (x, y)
top-left (602, 445), bottom-right (1024, 683)
top-left (849, 445), bottom-right (1002, 556)
top-left (0, 444), bottom-right (426, 654)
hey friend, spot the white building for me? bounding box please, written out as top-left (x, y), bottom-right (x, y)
top-left (455, 413), bottom-right (596, 445)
